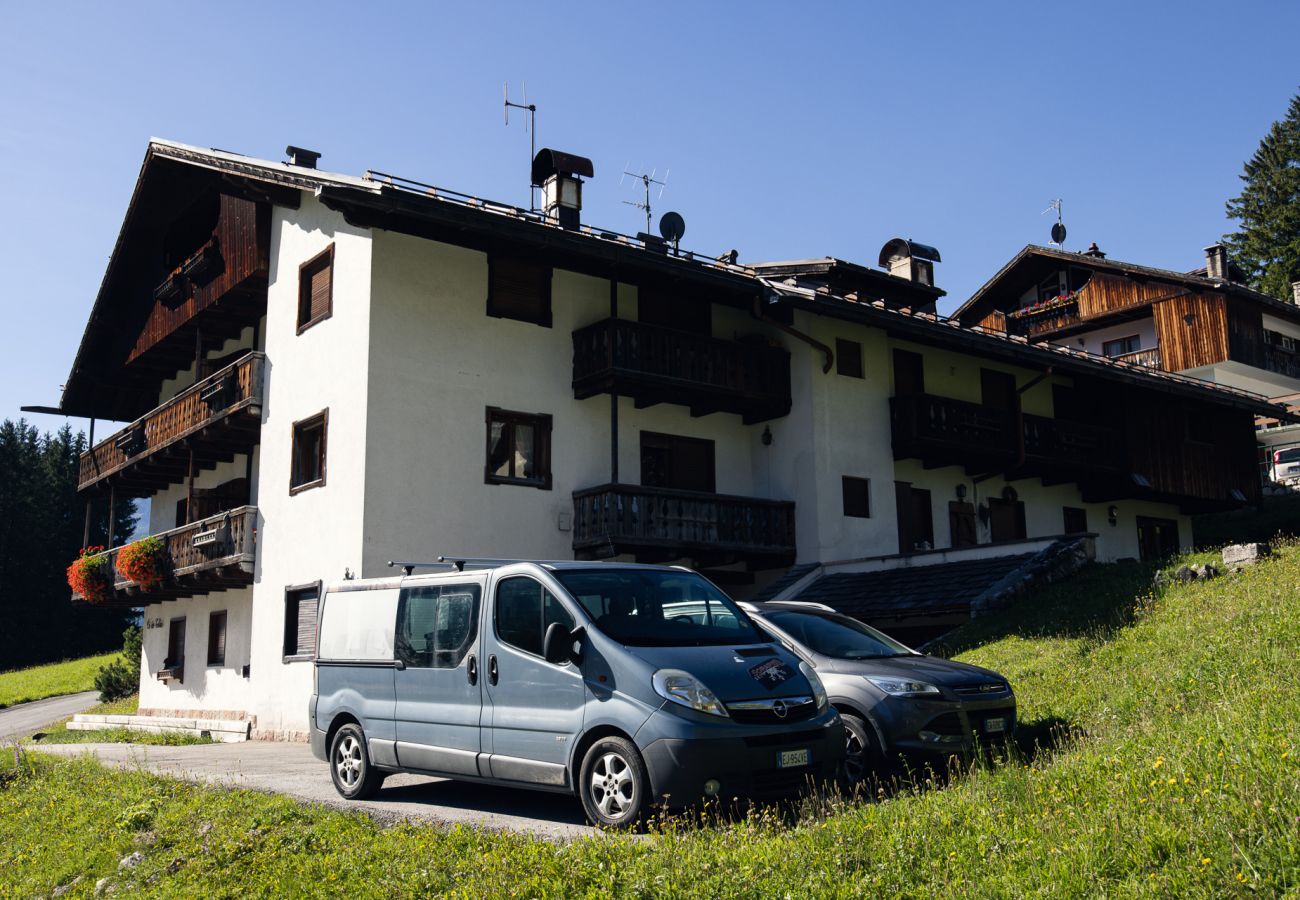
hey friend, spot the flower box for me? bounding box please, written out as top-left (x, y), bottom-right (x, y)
top-left (181, 242), bottom-right (223, 285)
top-left (67, 546), bottom-right (114, 604)
top-left (117, 536), bottom-right (170, 592)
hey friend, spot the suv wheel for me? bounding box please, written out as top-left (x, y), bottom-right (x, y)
top-left (330, 723), bottom-right (385, 800)
top-left (840, 714), bottom-right (881, 789)
top-left (579, 737), bottom-right (649, 828)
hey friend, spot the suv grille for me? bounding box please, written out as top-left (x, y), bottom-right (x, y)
top-left (954, 682), bottom-right (1010, 698)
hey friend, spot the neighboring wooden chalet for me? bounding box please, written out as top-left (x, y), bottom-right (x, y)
top-left (40, 140), bottom-right (1295, 738)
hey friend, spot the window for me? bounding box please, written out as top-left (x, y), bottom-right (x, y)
top-left (164, 617), bottom-right (186, 681)
top-left (1037, 272), bottom-right (1064, 303)
top-left (488, 254), bottom-right (552, 327)
top-left (485, 407), bottom-right (552, 489)
top-left (494, 577), bottom-right (574, 659)
top-left (297, 244), bottom-right (334, 333)
top-left (1102, 335), bottom-right (1141, 358)
top-left (284, 584), bottom-right (320, 660)
top-left (1063, 507), bottom-right (1089, 535)
top-left (640, 432), bottom-right (715, 493)
top-left (895, 483), bottom-right (934, 553)
top-left (842, 476), bottom-right (871, 518)
top-left (980, 369), bottom-right (1017, 410)
top-left (290, 410), bottom-right (328, 493)
top-left (836, 339), bottom-right (864, 378)
top-left (207, 611), bottom-right (227, 666)
top-left (396, 584), bottom-right (481, 669)
top-left (892, 349), bottom-right (925, 396)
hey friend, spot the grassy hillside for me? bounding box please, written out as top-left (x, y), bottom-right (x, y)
top-left (2, 547), bottom-right (1298, 897)
top-left (0, 652), bottom-right (117, 709)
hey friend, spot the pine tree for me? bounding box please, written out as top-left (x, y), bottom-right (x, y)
top-left (1224, 90), bottom-right (1300, 301)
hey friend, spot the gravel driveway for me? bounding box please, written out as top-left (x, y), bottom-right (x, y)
top-left (34, 741), bottom-right (595, 839)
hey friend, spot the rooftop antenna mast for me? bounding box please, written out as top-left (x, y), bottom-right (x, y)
top-left (1043, 199), bottom-right (1067, 246)
top-left (504, 82), bottom-right (537, 211)
top-left (621, 164), bottom-right (668, 235)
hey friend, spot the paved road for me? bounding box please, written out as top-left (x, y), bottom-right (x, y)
top-left (0, 691), bottom-right (99, 742)
top-left (35, 741), bottom-right (595, 839)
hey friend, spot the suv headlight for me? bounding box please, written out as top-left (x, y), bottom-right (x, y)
top-left (799, 660), bottom-right (828, 709)
top-left (652, 669), bottom-right (729, 717)
top-left (866, 676), bottom-right (940, 697)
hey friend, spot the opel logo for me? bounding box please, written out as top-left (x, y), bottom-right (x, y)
top-left (772, 699), bottom-right (788, 719)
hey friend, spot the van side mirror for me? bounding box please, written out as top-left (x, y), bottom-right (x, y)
top-left (543, 622), bottom-right (573, 665)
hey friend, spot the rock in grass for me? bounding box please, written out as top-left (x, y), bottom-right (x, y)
top-left (52, 875), bottom-right (82, 897)
top-left (118, 852), bottom-right (143, 870)
top-left (1222, 543), bottom-right (1271, 567)
top-left (1173, 565), bottom-right (1197, 582)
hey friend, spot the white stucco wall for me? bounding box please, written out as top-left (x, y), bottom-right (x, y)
top-left (1048, 318), bottom-right (1159, 359)
top-left (138, 587), bottom-right (253, 715)
top-left (247, 193), bottom-right (375, 735)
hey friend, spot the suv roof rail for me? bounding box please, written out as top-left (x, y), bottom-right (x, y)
top-left (386, 557), bottom-right (609, 575)
top-left (746, 599), bottom-right (837, 613)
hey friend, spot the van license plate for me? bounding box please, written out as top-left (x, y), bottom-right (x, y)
top-left (778, 748), bottom-right (810, 768)
top-left (984, 717), bottom-right (1006, 734)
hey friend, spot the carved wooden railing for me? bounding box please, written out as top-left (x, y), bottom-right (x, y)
top-left (79, 352), bottom-right (264, 490)
top-left (1006, 298), bottom-right (1081, 338)
top-left (1263, 345), bottom-right (1300, 380)
top-left (572, 319), bottom-right (791, 421)
top-left (572, 484), bottom-right (796, 559)
top-left (73, 506), bottom-right (258, 604)
top-left (890, 393), bottom-right (1018, 456)
top-left (1022, 414), bottom-right (1124, 472)
top-left (1112, 348), bottom-right (1162, 369)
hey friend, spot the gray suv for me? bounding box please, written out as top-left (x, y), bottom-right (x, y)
top-left (741, 601), bottom-right (1015, 785)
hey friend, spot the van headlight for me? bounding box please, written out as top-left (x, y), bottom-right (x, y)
top-left (652, 669), bottom-right (729, 718)
top-left (799, 661), bottom-right (828, 710)
top-left (865, 676), bottom-right (940, 697)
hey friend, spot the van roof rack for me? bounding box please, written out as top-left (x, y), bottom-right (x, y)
top-left (386, 557), bottom-right (609, 575)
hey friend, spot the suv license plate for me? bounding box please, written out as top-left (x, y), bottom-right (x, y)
top-left (778, 748), bottom-right (810, 768)
top-left (984, 717), bottom-right (1006, 734)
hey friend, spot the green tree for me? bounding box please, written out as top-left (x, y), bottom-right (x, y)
top-left (0, 420), bottom-right (137, 670)
top-left (1224, 90), bottom-right (1300, 301)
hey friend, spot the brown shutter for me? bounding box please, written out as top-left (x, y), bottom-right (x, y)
top-left (208, 611), bottom-right (227, 665)
top-left (489, 255), bottom-right (551, 326)
top-left (309, 260), bottom-right (331, 320)
top-left (298, 245), bottom-right (334, 331)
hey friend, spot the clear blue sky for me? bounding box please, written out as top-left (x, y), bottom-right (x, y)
top-left (2, 1), bottom-right (1297, 432)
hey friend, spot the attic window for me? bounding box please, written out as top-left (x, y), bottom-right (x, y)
top-left (298, 245), bottom-right (334, 333)
top-left (836, 339), bottom-right (864, 378)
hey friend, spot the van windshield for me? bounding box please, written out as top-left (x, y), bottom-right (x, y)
top-left (554, 570), bottom-right (764, 647)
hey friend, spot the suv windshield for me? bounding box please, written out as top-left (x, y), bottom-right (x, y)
top-left (764, 609), bottom-right (913, 659)
top-left (554, 569), bottom-right (764, 647)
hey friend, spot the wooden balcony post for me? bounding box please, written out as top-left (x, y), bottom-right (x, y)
top-left (82, 499), bottom-right (91, 549)
top-left (107, 485), bottom-right (116, 548)
top-left (186, 447), bottom-right (195, 525)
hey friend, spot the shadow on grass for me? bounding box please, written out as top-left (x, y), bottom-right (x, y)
top-left (930, 560), bottom-right (1158, 658)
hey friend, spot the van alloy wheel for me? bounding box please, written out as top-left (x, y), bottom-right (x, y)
top-left (328, 722), bottom-right (385, 800)
top-left (578, 737), bottom-right (649, 828)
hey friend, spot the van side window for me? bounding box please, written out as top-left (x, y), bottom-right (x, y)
top-left (495, 577), bottom-right (575, 659)
top-left (396, 584), bottom-right (481, 669)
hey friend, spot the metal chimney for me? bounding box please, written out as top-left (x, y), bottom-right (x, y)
top-left (531, 149), bottom-right (594, 230)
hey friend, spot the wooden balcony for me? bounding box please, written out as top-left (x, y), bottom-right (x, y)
top-left (572, 318), bottom-right (792, 424)
top-left (79, 352), bottom-right (264, 493)
top-left (890, 394), bottom-right (1018, 472)
top-left (1113, 348), bottom-right (1162, 369)
top-left (1021, 414), bottom-right (1124, 479)
top-left (572, 483), bottom-right (796, 567)
top-left (72, 506), bottom-right (257, 608)
top-left (1006, 299), bottom-right (1081, 338)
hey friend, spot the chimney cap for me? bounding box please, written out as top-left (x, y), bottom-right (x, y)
top-left (531, 148), bottom-right (594, 184)
top-left (878, 238), bottom-right (941, 268)
top-left (285, 145), bottom-right (321, 169)
top-left (1083, 242), bottom-right (1106, 258)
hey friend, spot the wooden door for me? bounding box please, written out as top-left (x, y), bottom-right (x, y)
top-left (949, 501), bottom-right (977, 548)
top-left (988, 498), bottom-right (1026, 542)
top-left (1136, 517), bottom-right (1180, 561)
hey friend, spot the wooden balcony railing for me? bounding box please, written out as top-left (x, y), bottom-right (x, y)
top-left (1112, 348), bottom-right (1162, 369)
top-left (572, 318), bottom-right (792, 423)
top-left (79, 352), bottom-right (265, 493)
top-left (890, 393), bottom-right (1018, 469)
top-left (1022, 414), bottom-right (1124, 473)
top-left (1006, 299), bottom-right (1081, 338)
top-left (572, 483), bottom-right (796, 566)
top-left (72, 506), bottom-right (257, 607)
top-left (1262, 345), bottom-right (1300, 380)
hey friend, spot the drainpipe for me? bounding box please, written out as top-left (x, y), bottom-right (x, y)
top-left (609, 274), bottom-right (619, 484)
top-left (752, 284), bottom-right (834, 374)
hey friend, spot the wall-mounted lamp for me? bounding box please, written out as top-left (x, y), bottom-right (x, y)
top-left (761, 425), bottom-right (773, 446)
top-left (955, 483), bottom-right (967, 500)
top-left (1107, 505), bottom-right (1119, 526)
top-left (1001, 485), bottom-right (1018, 502)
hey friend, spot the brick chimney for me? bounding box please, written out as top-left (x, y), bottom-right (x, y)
top-left (1204, 244), bottom-right (1228, 281)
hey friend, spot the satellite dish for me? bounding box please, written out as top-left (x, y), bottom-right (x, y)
top-left (1051, 221), bottom-right (1067, 245)
top-left (659, 211), bottom-right (686, 244)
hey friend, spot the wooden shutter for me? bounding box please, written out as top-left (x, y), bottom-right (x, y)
top-left (893, 350), bottom-right (925, 396)
top-left (488, 255), bottom-right (552, 326)
top-left (294, 592), bottom-right (319, 656)
top-left (208, 611), bottom-right (227, 666)
top-left (298, 245), bottom-right (334, 331)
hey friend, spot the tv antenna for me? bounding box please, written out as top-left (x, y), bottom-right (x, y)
top-left (504, 82), bottom-right (537, 211)
top-left (621, 164), bottom-right (668, 235)
top-left (1043, 199), bottom-right (1066, 246)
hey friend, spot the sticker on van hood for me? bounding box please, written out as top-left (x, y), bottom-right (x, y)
top-left (748, 658), bottom-right (795, 690)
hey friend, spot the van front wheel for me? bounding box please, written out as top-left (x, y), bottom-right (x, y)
top-left (579, 737), bottom-right (649, 828)
top-left (330, 723), bottom-right (384, 800)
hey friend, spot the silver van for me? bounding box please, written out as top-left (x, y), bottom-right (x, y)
top-left (310, 560), bottom-right (842, 827)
